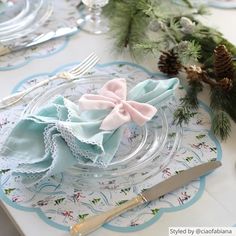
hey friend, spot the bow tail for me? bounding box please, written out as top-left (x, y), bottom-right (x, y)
top-left (123, 101), bottom-right (157, 126)
top-left (100, 106), bottom-right (131, 130)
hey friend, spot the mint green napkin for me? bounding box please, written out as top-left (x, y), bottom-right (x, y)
top-left (0, 78), bottom-right (179, 185)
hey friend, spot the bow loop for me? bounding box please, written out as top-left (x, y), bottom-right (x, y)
top-left (100, 78), bottom-right (127, 100)
top-left (78, 78), bottom-right (157, 130)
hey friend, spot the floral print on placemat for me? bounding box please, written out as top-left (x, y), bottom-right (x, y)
top-left (0, 38), bottom-right (68, 71)
top-left (0, 62), bottom-right (221, 233)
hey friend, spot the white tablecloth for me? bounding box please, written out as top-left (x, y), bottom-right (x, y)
top-left (0, 7), bottom-right (236, 236)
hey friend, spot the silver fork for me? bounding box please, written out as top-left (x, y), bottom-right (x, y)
top-left (0, 53), bottom-right (100, 109)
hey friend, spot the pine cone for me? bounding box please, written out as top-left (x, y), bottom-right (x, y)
top-left (214, 45), bottom-right (235, 80)
top-left (218, 77), bottom-right (233, 91)
top-left (158, 49), bottom-right (182, 76)
top-left (185, 65), bottom-right (204, 81)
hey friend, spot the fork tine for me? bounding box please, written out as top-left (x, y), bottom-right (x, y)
top-left (69, 53), bottom-right (97, 74)
top-left (71, 55), bottom-right (99, 77)
top-left (71, 54), bottom-right (99, 75)
top-left (74, 57), bottom-right (99, 77)
top-left (69, 53), bottom-right (96, 73)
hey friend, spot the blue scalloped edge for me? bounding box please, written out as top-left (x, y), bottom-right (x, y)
top-left (0, 61), bottom-right (222, 233)
top-left (0, 31), bottom-right (79, 71)
top-left (208, 0), bottom-right (236, 9)
top-left (173, 0), bottom-right (236, 8)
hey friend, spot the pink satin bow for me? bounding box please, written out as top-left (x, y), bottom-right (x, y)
top-left (78, 78), bottom-right (157, 130)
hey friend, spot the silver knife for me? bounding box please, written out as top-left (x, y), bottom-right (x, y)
top-left (70, 161), bottom-right (221, 236)
top-left (0, 2), bottom-right (85, 56)
top-left (0, 26), bottom-right (79, 56)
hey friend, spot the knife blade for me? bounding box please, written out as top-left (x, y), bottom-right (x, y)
top-left (70, 161), bottom-right (221, 236)
top-left (0, 26), bottom-right (79, 56)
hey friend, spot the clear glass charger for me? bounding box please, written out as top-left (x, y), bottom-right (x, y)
top-left (0, 0), bottom-right (53, 42)
top-left (23, 75), bottom-right (182, 190)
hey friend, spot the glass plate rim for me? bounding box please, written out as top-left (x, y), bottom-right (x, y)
top-left (22, 74), bottom-right (183, 189)
top-left (0, 0), bottom-right (53, 42)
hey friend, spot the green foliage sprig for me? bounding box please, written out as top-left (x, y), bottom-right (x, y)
top-left (104, 0), bottom-right (149, 55)
top-left (105, 0), bottom-right (235, 67)
top-left (104, 0), bottom-right (236, 141)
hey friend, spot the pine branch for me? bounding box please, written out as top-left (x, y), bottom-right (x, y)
top-left (174, 104), bottom-right (198, 125)
top-left (173, 80), bottom-right (201, 125)
top-left (176, 40), bottom-right (201, 64)
top-left (136, 0), bottom-right (163, 18)
top-left (102, 0), bottom-right (118, 17)
top-left (186, 80), bottom-right (203, 108)
top-left (195, 5), bottom-right (209, 15)
top-left (180, 0), bottom-right (193, 8)
top-left (134, 41), bottom-right (163, 55)
top-left (106, 1), bottom-right (149, 54)
top-left (104, 0), bottom-right (236, 141)
top-left (129, 13), bottom-right (150, 54)
top-left (182, 25), bottom-right (236, 73)
top-left (182, 37), bottom-right (216, 69)
top-left (168, 18), bottom-right (182, 42)
top-left (211, 85), bottom-right (236, 122)
top-left (161, 18), bottom-right (182, 44)
top-left (212, 110), bottom-right (231, 141)
top-left (201, 73), bottom-right (219, 87)
top-left (209, 76), bottom-right (234, 141)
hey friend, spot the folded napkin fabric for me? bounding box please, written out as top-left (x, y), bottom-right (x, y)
top-left (78, 78), bottom-right (159, 130)
top-left (0, 77), bottom-right (179, 185)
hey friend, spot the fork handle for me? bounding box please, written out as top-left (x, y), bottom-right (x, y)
top-left (70, 195), bottom-right (144, 236)
top-left (0, 90), bottom-right (27, 105)
top-left (0, 77), bottom-right (55, 109)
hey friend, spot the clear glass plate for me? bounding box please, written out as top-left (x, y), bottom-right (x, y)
top-left (23, 76), bottom-right (182, 189)
top-left (0, 0), bottom-right (53, 41)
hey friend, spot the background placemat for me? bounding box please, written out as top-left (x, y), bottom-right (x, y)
top-left (0, 0), bottom-right (81, 71)
top-left (0, 62), bottom-right (221, 233)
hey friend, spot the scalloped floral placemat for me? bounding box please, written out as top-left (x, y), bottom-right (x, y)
top-left (0, 62), bottom-right (221, 233)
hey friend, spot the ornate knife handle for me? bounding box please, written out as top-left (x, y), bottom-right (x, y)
top-left (70, 195), bottom-right (145, 236)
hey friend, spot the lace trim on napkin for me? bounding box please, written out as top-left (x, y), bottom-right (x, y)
top-left (56, 122), bottom-right (102, 163)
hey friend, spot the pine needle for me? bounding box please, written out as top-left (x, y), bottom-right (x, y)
top-left (106, 1), bottom-right (149, 54)
top-left (174, 105), bottom-right (198, 126)
top-left (177, 40), bottom-right (201, 64)
top-left (211, 86), bottom-right (236, 122)
top-left (180, 0), bottom-right (193, 8)
top-left (196, 5), bottom-right (209, 15)
top-left (134, 41), bottom-right (163, 55)
top-left (212, 111), bottom-right (231, 141)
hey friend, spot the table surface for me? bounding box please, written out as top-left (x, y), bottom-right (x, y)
top-left (0, 7), bottom-right (236, 236)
